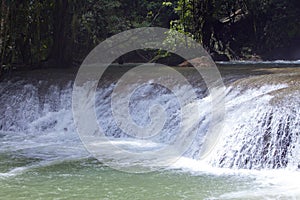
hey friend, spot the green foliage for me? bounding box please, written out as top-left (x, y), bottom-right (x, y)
top-left (1, 0), bottom-right (297, 70)
top-left (169, 0), bottom-right (300, 58)
top-left (0, 0), bottom-right (176, 69)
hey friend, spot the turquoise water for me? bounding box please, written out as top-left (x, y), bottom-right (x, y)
top-left (1, 153), bottom-right (300, 200)
top-left (0, 156), bottom-right (255, 200)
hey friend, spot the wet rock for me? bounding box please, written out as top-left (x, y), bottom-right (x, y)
top-left (210, 51), bottom-right (230, 61)
top-left (155, 53), bottom-right (185, 66)
top-left (178, 57), bottom-right (214, 67)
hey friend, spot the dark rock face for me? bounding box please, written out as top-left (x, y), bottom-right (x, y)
top-left (0, 66), bottom-right (12, 81)
top-left (114, 50), bottom-right (149, 64)
top-left (155, 54), bottom-right (185, 66)
top-left (210, 51), bottom-right (230, 61)
top-left (114, 51), bottom-right (185, 66)
top-left (262, 39), bottom-right (300, 60)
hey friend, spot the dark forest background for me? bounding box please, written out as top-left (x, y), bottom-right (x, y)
top-left (0, 0), bottom-right (299, 74)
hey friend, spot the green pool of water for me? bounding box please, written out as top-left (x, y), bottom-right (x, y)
top-left (0, 157), bottom-right (258, 200)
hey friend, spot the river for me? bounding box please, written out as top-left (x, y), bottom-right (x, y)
top-left (0, 62), bottom-right (300, 199)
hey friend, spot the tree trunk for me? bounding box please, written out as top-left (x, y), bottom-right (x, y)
top-left (48, 0), bottom-right (70, 67)
top-left (0, 0), bottom-right (9, 68)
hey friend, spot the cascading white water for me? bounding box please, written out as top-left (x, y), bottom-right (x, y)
top-left (0, 79), bottom-right (86, 177)
top-left (0, 69), bottom-right (300, 173)
top-left (0, 74), bottom-right (206, 174)
top-left (206, 84), bottom-right (300, 170)
top-left (1, 67), bottom-right (300, 200)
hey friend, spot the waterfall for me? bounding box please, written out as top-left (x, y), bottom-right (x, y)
top-left (205, 84), bottom-right (300, 170)
top-left (1, 68), bottom-right (300, 171)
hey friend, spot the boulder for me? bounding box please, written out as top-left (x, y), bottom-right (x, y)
top-left (178, 57), bottom-right (214, 67)
top-left (210, 51), bottom-right (230, 61)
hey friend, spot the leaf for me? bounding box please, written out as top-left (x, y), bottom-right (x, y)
top-left (163, 2), bottom-right (173, 7)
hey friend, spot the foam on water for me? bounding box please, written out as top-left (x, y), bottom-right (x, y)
top-left (217, 60), bottom-right (300, 65)
top-left (1, 71), bottom-right (300, 198)
top-left (170, 157), bottom-right (300, 199)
